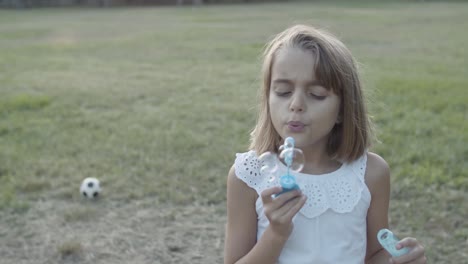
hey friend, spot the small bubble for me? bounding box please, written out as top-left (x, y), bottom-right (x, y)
top-left (279, 148), bottom-right (304, 172)
top-left (258, 152), bottom-right (278, 174)
top-left (284, 137), bottom-right (295, 149)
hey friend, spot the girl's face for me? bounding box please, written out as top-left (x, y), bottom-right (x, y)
top-left (269, 46), bottom-right (341, 152)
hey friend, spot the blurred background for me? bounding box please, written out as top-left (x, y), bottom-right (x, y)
top-left (7, 0), bottom-right (301, 8)
top-left (0, 0), bottom-right (467, 263)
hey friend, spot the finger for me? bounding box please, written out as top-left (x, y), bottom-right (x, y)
top-left (398, 237), bottom-right (425, 259)
top-left (272, 189), bottom-right (302, 206)
top-left (274, 195), bottom-right (307, 223)
top-left (269, 195), bottom-right (303, 223)
top-left (283, 194), bottom-right (307, 220)
top-left (391, 237), bottom-right (425, 264)
top-left (396, 237), bottom-right (418, 249)
top-left (261, 186), bottom-right (282, 204)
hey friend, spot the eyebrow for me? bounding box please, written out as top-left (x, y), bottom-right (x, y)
top-left (272, 79), bottom-right (323, 87)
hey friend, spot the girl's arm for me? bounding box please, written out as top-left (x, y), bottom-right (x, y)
top-left (224, 165), bottom-right (306, 264)
top-left (224, 165), bottom-right (257, 263)
top-left (365, 152), bottom-right (391, 264)
top-left (364, 153), bottom-right (426, 264)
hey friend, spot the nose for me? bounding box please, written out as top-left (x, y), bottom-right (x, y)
top-left (289, 92), bottom-right (305, 113)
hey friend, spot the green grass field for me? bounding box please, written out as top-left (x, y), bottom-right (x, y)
top-left (0, 1), bottom-right (467, 263)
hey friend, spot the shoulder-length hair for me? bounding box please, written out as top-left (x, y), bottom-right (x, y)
top-left (249, 24), bottom-right (374, 162)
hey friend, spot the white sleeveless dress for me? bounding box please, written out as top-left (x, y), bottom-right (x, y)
top-left (234, 150), bottom-right (371, 264)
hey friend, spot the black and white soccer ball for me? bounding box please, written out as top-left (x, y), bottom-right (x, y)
top-left (80, 177), bottom-right (101, 199)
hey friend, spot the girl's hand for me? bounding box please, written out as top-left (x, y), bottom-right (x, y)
top-left (260, 186), bottom-right (307, 240)
top-left (390, 237), bottom-right (426, 264)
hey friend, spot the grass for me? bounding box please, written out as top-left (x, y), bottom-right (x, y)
top-left (0, 1), bottom-right (467, 263)
top-left (57, 239), bottom-right (83, 260)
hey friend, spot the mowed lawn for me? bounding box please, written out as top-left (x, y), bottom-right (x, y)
top-left (0, 1), bottom-right (467, 263)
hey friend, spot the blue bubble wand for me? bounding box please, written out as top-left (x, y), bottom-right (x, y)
top-left (259, 137), bottom-right (304, 196)
top-left (276, 137), bottom-right (302, 195)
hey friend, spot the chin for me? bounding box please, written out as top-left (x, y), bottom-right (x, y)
top-left (282, 133), bottom-right (308, 145)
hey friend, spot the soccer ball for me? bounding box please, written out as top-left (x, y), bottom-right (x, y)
top-left (80, 177), bottom-right (101, 199)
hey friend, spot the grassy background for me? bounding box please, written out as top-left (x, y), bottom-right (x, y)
top-left (0, 1), bottom-right (467, 263)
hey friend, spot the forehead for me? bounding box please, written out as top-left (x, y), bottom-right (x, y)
top-left (271, 47), bottom-right (317, 83)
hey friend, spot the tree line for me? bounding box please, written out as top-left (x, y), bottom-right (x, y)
top-left (1, 0), bottom-right (285, 8)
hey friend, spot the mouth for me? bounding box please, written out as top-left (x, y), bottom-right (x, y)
top-left (287, 121), bottom-right (305, 132)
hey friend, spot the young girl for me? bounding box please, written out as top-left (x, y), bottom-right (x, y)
top-left (224, 25), bottom-right (426, 264)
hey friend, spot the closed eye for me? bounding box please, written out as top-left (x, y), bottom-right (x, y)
top-left (276, 91), bottom-right (292, 97)
top-left (311, 94), bottom-right (326, 100)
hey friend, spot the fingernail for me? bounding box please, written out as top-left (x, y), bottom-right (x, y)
top-left (396, 244), bottom-right (402, 249)
top-left (389, 259), bottom-right (393, 264)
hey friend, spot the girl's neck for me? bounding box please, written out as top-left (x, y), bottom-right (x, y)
top-left (300, 146), bottom-right (341, 175)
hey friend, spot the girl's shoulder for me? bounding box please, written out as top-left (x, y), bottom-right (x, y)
top-left (234, 150), bottom-right (260, 170)
top-left (232, 150), bottom-right (267, 193)
top-left (227, 150), bottom-right (262, 200)
top-left (364, 152), bottom-right (391, 194)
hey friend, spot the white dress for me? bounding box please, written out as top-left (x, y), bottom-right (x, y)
top-left (234, 150), bottom-right (371, 264)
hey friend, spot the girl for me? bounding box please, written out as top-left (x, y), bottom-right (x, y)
top-left (224, 25), bottom-right (426, 264)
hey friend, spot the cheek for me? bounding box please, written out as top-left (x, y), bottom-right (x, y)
top-left (327, 96), bottom-right (341, 116)
top-left (268, 102), bottom-right (280, 123)
top-left (315, 98), bottom-right (340, 123)
top-left (268, 99), bottom-right (284, 131)
top-left (268, 95), bottom-right (281, 117)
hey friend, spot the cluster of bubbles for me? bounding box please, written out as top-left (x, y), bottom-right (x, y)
top-left (258, 137), bottom-right (305, 181)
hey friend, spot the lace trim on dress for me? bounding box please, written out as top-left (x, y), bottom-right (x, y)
top-left (234, 150), bottom-right (368, 219)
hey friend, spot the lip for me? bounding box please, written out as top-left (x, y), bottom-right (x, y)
top-left (287, 121), bottom-right (305, 132)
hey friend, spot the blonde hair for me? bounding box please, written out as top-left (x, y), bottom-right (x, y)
top-left (249, 25), bottom-right (373, 162)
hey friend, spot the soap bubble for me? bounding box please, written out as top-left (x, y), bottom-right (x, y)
top-left (279, 137), bottom-right (295, 152)
top-left (284, 137), bottom-right (295, 149)
top-left (258, 151), bottom-right (278, 175)
top-left (279, 148), bottom-right (304, 173)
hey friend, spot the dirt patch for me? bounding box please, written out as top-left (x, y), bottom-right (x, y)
top-left (0, 198), bottom-right (225, 264)
top-left (1, 187), bottom-right (467, 263)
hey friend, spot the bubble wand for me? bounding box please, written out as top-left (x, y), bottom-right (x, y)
top-left (259, 137), bottom-right (304, 196)
top-left (277, 137), bottom-right (303, 195)
top-left (377, 229), bottom-right (410, 257)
